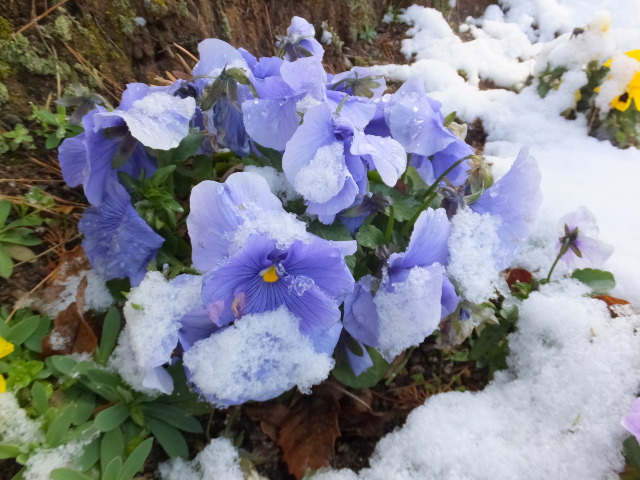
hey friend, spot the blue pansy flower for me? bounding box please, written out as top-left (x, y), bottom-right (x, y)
top-left (183, 172), bottom-right (355, 405)
top-left (276, 16), bottom-right (324, 61)
top-left (59, 83), bottom-right (195, 205)
top-left (79, 181), bottom-right (164, 286)
top-left (343, 208), bottom-right (456, 363)
top-left (282, 99), bottom-right (406, 223)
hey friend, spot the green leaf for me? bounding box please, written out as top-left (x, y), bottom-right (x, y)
top-left (571, 268), bottom-right (616, 294)
top-left (72, 392), bottom-right (96, 425)
top-left (0, 247), bottom-right (13, 278)
top-left (23, 315), bottom-right (52, 353)
top-left (119, 437), bottom-right (153, 480)
top-left (46, 404), bottom-right (75, 447)
top-left (4, 244), bottom-right (35, 262)
top-left (141, 403), bottom-right (202, 433)
top-left (307, 222), bottom-right (353, 242)
top-left (86, 368), bottom-right (122, 389)
top-left (332, 347), bottom-right (390, 389)
top-left (0, 201), bottom-right (11, 225)
top-left (5, 315), bottom-right (41, 345)
top-left (625, 436), bottom-right (640, 470)
top-left (101, 427), bottom-right (124, 473)
top-left (50, 468), bottom-right (93, 480)
top-left (167, 131), bottom-right (204, 164)
top-left (103, 456), bottom-right (123, 480)
top-left (30, 381), bottom-right (49, 415)
top-left (74, 438), bottom-right (100, 471)
top-left (0, 444), bottom-right (22, 459)
top-left (146, 418), bottom-right (188, 458)
top-left (45, 134), bottom-right (62, 149)
top-left (47, 355), bottom-right (78, 375)
top-left (95, 404), bottom-right (130, 432)
top-left (95, 308), bottom-right (121, 365)
top-left (355, 225), bottom-right (384, 249)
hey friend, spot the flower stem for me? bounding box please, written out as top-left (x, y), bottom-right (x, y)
top-left (384, 205), bottom-right (395, 244)
top-left (546, 238), bottom-right (571, 282)
top-left (400, 157), bottom-right (469, 237)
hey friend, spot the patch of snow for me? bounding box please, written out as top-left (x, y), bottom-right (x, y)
top-left (0, 392), bottom-right (43, 445)
top-left (159, 438), bottom-right (243, 480)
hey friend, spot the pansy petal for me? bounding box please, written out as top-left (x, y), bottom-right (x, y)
top-left (58, 133), bottom-right (88, 188)
top-left (351, 131), bottom-right (406, 187)
top-left (142, 366), bottom-right (174, 395)
top-left (243, 96), bottom-right (300, 151)
top-left (192, 38), bottom-right (248, 79)
top-left (96, 92), bottom-right (196, 150)
top-left (281, 56), bottom-right (326, 98)
top-left (343, 276), bottom-right (381, 348)
top-left (281, 239), bottom-right (354, 301)
top-left (305, 174), bottom-right (359, 219)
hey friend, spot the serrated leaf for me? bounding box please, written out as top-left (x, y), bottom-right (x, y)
top-left (95, 404), bottom-right (130, 432)
top-left (50, 469), bottom-right (93, 480)
top-left (141, 403), bottom-right (202, 433)
top-left (46, 404), bottom-right (75, 447)
top-left (146, 418), bottom-right (188, 458)
top-left (355, 225), bottom-right (384, 249)
top-left (571, 268), bottom-right (616, 294)
top-left (119, 437), bottom-right (153, 480)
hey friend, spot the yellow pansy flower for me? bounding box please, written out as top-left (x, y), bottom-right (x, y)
top-left (602, 50), bottom-right (640, 112)
top-left (0, 336), bottom-right (14, 393)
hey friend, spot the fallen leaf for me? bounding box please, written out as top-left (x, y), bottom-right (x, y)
top-left (278, 385), bottom-right (341, 479)
top-left (42, 276), bottom-right (97, 356)
top-left (244, 403), bottom-right (290, 442)
top-left (594, 294), bottom-right (633, 317)
top-left (505, 268), bottom-right (533, 289)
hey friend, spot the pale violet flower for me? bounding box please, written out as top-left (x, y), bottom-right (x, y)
top-left (556, 206), bottom-right (614, 269)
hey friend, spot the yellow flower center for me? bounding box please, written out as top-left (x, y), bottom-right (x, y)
top-left (260, 265), bottom-right (279, 283)
top-left (0, 375), bottom-right (5, 393)
top-left (0, 336), bottom-right (14, 359)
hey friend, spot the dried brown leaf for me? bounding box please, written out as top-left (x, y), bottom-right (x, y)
top-left (505, 267), bottom-right (533, 289)
top-left (278, 386), bottom-right (341, 479)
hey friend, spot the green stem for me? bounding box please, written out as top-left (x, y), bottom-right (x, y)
top-left (546, 238), bottom-right (570, 282)
top-left (384, 206), bottom-right (395, 244)
top-left (400, 157), bottom-right (469, 237)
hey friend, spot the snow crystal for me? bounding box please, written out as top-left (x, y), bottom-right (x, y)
top-left (447, 208), bottom-right (507, 303)
top-left (0, 392), bottom-right (43, 445)
top-left (25, 438), bottom-right (92, 480)
top-left (84, 269), bottom-right (113, 312)
top-left (375, 266), bottom-right (443, 361)
top-left (595, 52), bottom-right (640, 112)
top-left (182, 306), bottom-right (334, 406)
top-left (293, 142), bottom-right (347, 204)
top-left (315, 281), bottom-right (640, 480)
top-left (110, 272), bottom-right (202, 393)
top-left (159, 438), bottom-right (243, 480)
top-left (243, 165), bottom-right (301, 205)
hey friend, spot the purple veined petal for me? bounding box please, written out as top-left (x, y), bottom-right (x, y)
top-left (281, 239), bottom-right (354, 301)
top-left (242, 96), bottom-right (300, 151)
top-left (79, 181), bottom-right (164, 286)
top-left (471, 147), bottom-right (542, 269)
top-left (142, 366), bottom-right (174, 395)
top-left (386, 76), bottom-right (457, 157)
top-left (338, 333), bottom-right (374, 376)
top-left (281, 280), bottom-right (342, 355)
top-left (95, 92), bottom-right (196, 150)
top-left (187, 172), bottom-right (282, 271)
top-left (58, 133), bottom-right (88, 188)
top-left (192, 38), bottom-right (249, 79)
top-left (351, 131), bottom-right (407, 187)
top-left (440, 276), bottom-right (459, 319)
top-left (389, 208), bottom-right (451, 271)
top-left (281, 56), bottom-right (326, 99)
top-left (119, 83), bottom-right (151, 110)
top-left (343, 276), bottom-right (381, 348)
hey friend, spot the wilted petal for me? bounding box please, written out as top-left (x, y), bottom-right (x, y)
top-left (79, 182), bottom-right (164, 285)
